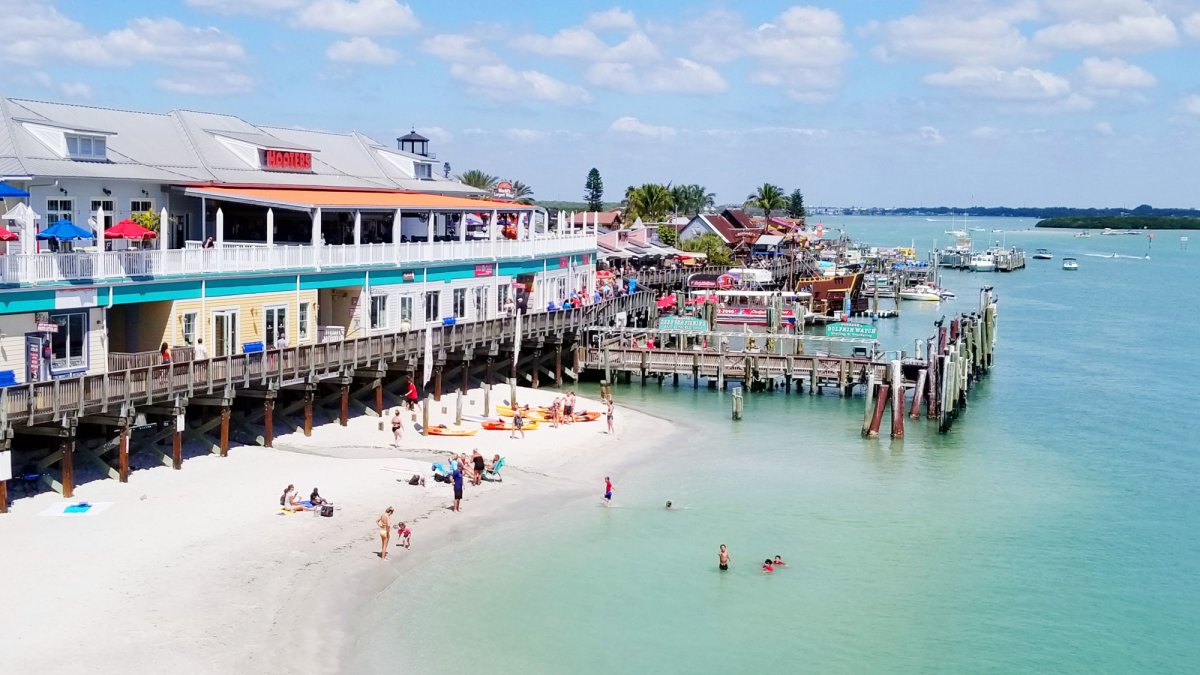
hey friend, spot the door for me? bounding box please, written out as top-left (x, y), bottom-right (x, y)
top-left (264, 305), bottom-right (287, 347)
top-left (213, 310), bottom-right (239, 357)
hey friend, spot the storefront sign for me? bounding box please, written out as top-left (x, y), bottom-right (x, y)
top-left (474, 263), bottom-right (495, 277)
top-left (263, 149), bottom-right (313, 172)
top-left (37, 322), bottom-right (59, 333)
top-left (658, 316), bottom-right (709, 332)
top-left (493, 181), bottom-right (515, 200)
top-left (559, 257), bottom-right (570, 269)
top-left (26, 336), bottom-right (41, 382)
top-left (826, 322), bottom-right (878, 339)
top-left (54, 287), bottom-right (97, 309)
top-left (402, 271), bottom-right (416, 282)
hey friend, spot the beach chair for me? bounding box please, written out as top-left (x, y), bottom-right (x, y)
top-left (483, 458), bottom-right (506, 482)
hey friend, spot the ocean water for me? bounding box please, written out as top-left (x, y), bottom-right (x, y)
top-left (348, 218), bottom-right (1200, 674)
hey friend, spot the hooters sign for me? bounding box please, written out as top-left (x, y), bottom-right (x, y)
top-left (263, 150), bottom-right (313, 172)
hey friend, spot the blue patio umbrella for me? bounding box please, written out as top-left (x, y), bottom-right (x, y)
top-left (36, 220), bottom-right (94, 241)
top-left (0, 182), bottom-right (29, 198)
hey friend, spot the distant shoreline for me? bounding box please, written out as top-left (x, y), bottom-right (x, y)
top-left (1036, 216), bottom-right (1200, 230)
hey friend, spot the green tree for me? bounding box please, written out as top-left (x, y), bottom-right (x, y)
top-left (130, 209), bottom-right (160, 234)
top-left (624, 183), bottom-right (674, 223)
top-left (746, 183), bottom-right (787, 218)
top-left (671, 184), bottom-right (716, 217)
top-left (504, 179), bottom-right (534, 204)
top-left (656, 223), bottom-right (679, 247)
top-left (584, 168), bottom-right (604, 212)
top-left (681, 232), bottom-right (732, 265)
top-left (456, 169), bottom-right (499, 191)
top-left (786, 189), bottom-right (806, 220)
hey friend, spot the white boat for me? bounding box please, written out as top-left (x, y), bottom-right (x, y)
top-left (944, 229), bottom-right (967, 237)
top-left (1033, 248), bottom-right (1052, 260)
top-left (1075, 231), bottom-right (1092, 238)
top-left (969, 253), bottom-right (996, 272)
top-left (1062, 257), bottom-right (1079, 270)
top-left (899, 284), bottom-right (943, 301)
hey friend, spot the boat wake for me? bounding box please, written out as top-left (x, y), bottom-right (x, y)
top-left (1082, 253), bottom-right (1147, 260)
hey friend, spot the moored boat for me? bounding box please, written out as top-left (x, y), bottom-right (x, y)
top-left (969, 253), bottom-right (996, 272)
top-left (1062, 257), bottom-right (1079, 270)
top-left (899, 284), bottom-right (943, 301)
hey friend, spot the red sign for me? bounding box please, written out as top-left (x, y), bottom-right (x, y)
top-left (582, 254), bottom-right (591, 264)
top-left (264, 150), bottom-right (312, 172)
top-left (493, 181), bottom-right (515, 200)
top-left (559, 256), bottom-right (570, 269)
top-left (474, 263), bottom-right (494, 277)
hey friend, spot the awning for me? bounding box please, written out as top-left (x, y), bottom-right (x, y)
top-left (183, 186), bottom-right (538, 212)
top-left (0, 182), bottom-right (29, 198)
top-left (754, 234), bottom-right (784, 247)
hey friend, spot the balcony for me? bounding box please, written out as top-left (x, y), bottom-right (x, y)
top-left (0, 235), bottom-right (596, 286)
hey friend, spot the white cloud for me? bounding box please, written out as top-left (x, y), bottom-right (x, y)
top-left (924, 66), bottom-right (1072, 100)
top-left (421, 34), bottom-right (494, 64)
top-left (1079, 57), bottom-right (1156, 94)
top-left (1183, 13), bottom-right (1200, 39)
top-left (186, 0), bottom-right (305, 14)
top-left (1041, 0), bottom-right (1157, 22)
top-left (415, 126), bottom-right (452, 143)
top-left (448, 63), bottom-right (590, 105)
top-left (294, 0), bottom-right (419, 36)
top-left (586, 58), bottom-right (727, 94)
top-left (1094, 121), bottom-right (1115, 135)
top-left (69, 18), bottom-right (246, 69)
top-left (326, 36), bottom-right (398, 64)
top-left (744, 6), bottom-right (853, 100)
top-left (868, 14), bottom-right (1041, 66)
top-left (157, 70), bottom-right (254, 95)
top-left (503, 128), bottom-right (582, 143)
top-left (517, 27), bottom-right (659, 62)
top-left (970, 126), bottom-right (1009, 140)
top-left (1185, 94), bottom-right (1200, 115)
top-left (917, 125), bottom-right (946, 144)
top-left (59, 81), bottom-right (93, 99)
top-left (585, 7), bottom-right (639, 32)
top-left (610, 116), bottom-right (676, 140)
top-left (1033, 12), bottom-right (1178, 52)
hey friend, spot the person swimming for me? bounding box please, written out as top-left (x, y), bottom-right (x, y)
top-left (762, 559), bottom-right (775, 573)
top-left (665, 500), bottom-right (672, 509)
top-left (773, 555), bottom-right (786, 566)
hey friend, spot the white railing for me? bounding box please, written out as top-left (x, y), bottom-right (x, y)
top-left (0, 234), bottom-right (597, 286)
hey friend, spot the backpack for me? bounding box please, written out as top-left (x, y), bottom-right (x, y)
top-left (320, 505), bottom-right (334, 518)
top-left (408, 474), bottom-right (421, 486)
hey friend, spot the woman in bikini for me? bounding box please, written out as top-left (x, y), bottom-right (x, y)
top-left (391, 409), bottom-right (404, 445)
top-left (377, 507), bottom-right (393, 560)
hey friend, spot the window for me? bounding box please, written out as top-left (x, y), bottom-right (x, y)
top-left (181, 312), bottom-right (198, 345)
top-left (49, 311), bottom-right (87, 372)
top-left (497, 284), bottom-right (510, 312)
top-left (130, 199), bottom-right (153, 214)
top-left (66, 133), bottom-right (107, 161)
top-left (46, 198), bottom-right (74, 226)
top-left (453, 288), bottom-right (467, 318)
top-left (474, 287), bottom-right (489, 320)
top-left (398, 296), bottom-right (413, 327)
top-left (424, 291), bottom-right (440, 322)
top-left (90, 199), bottom-right (115, 228)
top-left (298, 302), bottom-right (311, 341)
top-left (265, 305), bottom-right (287, 346)
top-left (415, 163), bottom-right (432, 179)
top-left (369, 295), bottom-right (388, 330)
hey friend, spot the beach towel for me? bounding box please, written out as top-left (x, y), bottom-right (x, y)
top-left (40, 501), bottom-right (113, 517)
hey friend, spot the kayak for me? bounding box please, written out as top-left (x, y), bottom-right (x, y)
top-left (534, 407), bottom-right (602, 423)
top-left (426, 425), bottom-right (477, 437)
top-left (481, 419), bottom-right (541, 431)
top-left (495, 405), bottom-right (549, 422)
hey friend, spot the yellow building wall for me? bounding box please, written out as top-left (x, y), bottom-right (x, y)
top-left (166, 290), bottom-right (319, 351)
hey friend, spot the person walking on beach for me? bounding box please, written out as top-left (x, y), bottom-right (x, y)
top-left (511, 407), bottom-right (526, 439)
top-left (452, 464), bottom-right (464, 512)
top-left (603, 476), bottom-right (614, 504)
top-left (391, 408), bottom-right (404, 445)
top-left (605, 398), bottom-right (615, 434)
top-left (377, 507), bottom-right (393, 560)
top-left (719, 544), bottom-right (731, 571)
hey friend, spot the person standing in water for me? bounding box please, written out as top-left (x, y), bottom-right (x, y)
top-left (603, 476), bottom-right (614, 504)
top-left (719, 544), bottom-right (731, 571)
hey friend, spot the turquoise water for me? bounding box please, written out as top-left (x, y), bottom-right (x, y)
top-left (349, 218), bottom-right (1200, 674)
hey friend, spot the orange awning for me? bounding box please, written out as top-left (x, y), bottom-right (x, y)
top-left (183, 185), bottom-right (537, 211)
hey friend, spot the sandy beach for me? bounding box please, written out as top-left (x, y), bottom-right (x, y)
top-left (0, 386), bottom-right (673, 675)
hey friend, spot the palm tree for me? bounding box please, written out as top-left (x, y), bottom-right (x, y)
top-left (456, 169), bottom-right (499, 191)
top-left (624, 183), bottom-right (675, 223)
top-left (506, 179), bottom-right (534, 204)
top-left (746, 183), bottom-right (787, 218)
top-left (679, 184), bottom-right (715, 215)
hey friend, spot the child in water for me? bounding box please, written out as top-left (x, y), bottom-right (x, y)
top-left (762, 559), bottom-right (775, 573)
top-left (773, 555), bottom-right (786, 566)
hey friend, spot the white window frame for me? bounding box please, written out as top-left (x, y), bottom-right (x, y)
top-left (212, 308), bottom-right (240, 357)
top-left (49, 311), bottom-right (88, 373)
top-left (129, 198), bottom-right (154, 214)
top-left (180, 311), bottom-right (198, 345)
top-left (398, 295), bottom-right (414, 328)
top-left (369, 294), bottom-right (389, 330)
top-left (452, 288), bottom-right (467, 318)
top-left (66, 133), bottom-right (107, 161)
top-left (474, 286), bottom-right (489, 320)
top-left (45, 198), bottom-right (74, 226)
top-left (264, 304), bottom-right (287, 347)
top-left (90, 198), bottom-right (115, 229)
top-left (298, 301), bottom-right (312, 342)
top-left (424, 290), bottom-right (440, 323)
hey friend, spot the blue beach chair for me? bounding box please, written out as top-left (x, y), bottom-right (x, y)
top-left (483, 457), bottom-right (506, 482)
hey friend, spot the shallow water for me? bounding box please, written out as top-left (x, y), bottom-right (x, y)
top-left (348, 218), bottom-right (1200, 674)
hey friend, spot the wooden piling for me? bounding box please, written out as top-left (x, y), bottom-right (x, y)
top-left (483, 382), bottom-right (491, 415)
top-left (731, 387), bottom-right (744, 420)
top-left (531, 351), bottom-right (541, 389)
top-left (173, 400), bottom-right (184, 469)
top-left (434, 367), bottom-right (443, 401)
top-left (455, 391), bottom-right (463, 425)
top-left (421, 394), bottom-right (431, 436)
top-left (810, 358), bottom-right (819, 395)
top-left (555, 347), bottom-right (563, 387)
top-left (0, 480), bottom-right (6, 514)
top-left (303, 391), bottom-right (313, 437)
top-left (118, 423), bottom-right (131, 480)
top-left (910, 368), bottom-right (927, 419)
top-left (60, 427), bottom-right (75, 498)
top-left (219, 405), bottom-right (231, 457)
top-left (339, 384), bottom-right (349, 427)
top-left (263, 398), bottom-right (275, 449)
top-left (868, 384), bottom-right (889, 437)
top-left (862, 368), bottom-right (877, 437)
top-left (838, 361), bottom-right (848, 397)
top-left (375, 382), bottom-right (384, 417)
top-left (890, 360), bottom-right (905, 438)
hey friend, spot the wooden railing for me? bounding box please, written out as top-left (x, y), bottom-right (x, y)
top-left (627, 259), bottom-right (796, 287)
top-left (107, 346), bottom-right (196, 371)
top-left (0, 293), bottom-right (654, 428)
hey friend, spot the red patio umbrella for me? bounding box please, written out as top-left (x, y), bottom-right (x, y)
top-left (105, 219), bottom-right (157, 240)
top-left (0, 225), bottom-right (18, 241)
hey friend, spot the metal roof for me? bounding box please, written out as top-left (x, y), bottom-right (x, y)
top-left (183, 185), bottom-right (539, 212)
top-left (204, 129), bottom-right (317, 152)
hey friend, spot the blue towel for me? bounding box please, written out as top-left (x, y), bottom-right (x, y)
top-left (64, 503), bottom-right (92, 514)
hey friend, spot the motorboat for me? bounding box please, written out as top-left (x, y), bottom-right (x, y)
top-left (1033, 248), bottom-right (1053, 260)
top-left (899, 284), bottom-right (944, 301)
top-left (944, 229), bottom-right (967, 237)
top-left (969, 252), bottom-right (996, 272)
top-left (1075, 231), bottom-right (1092, 238)
top-left (1062, 257), bottom-right (1079, 270)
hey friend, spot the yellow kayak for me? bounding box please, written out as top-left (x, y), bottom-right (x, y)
top-left (426, 425), bottom-right (478, 437)
top-left (495, 405), bottom-right (549, 422)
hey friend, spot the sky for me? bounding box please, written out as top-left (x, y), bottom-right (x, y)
top-left (2, 0), bottom-right (1200, 208)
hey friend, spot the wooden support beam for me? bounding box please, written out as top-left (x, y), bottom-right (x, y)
top-left (434, 368), bottom-right (443, 402)
top-left (375, 382), bottom-right (384, 418)
top-left (219, 405), bottom-right (231, 457)
top-left (868, 384), bottom-right (889, 438)
top-left (339, 384), bottom-right (349, 427)
top-left (531, 351), bottom-right (541, 389)
top-left (119, 424), bottom-right (130, 481)
top-left (555, 347), bottom-right (563, 387)
top-left (0, 479), bottom-right (6, 514)
top-left (461, 360), bottom-right (470, 394)
top-left (304, 391), bottom-right (314, 437)
top-left (60, 430), bottom-right (75, 498)
top-left (263, 398), bottom-right (275, 448)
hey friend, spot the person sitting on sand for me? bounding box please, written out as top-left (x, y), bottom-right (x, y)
top-left (773, 555), bottom-right (786, 567)
top-left (279, 484), bottom-right (311, 511)
top-left (310, 488), bottom-right (330, 507)
top-left (762, 559), bottom-right (775, 573)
